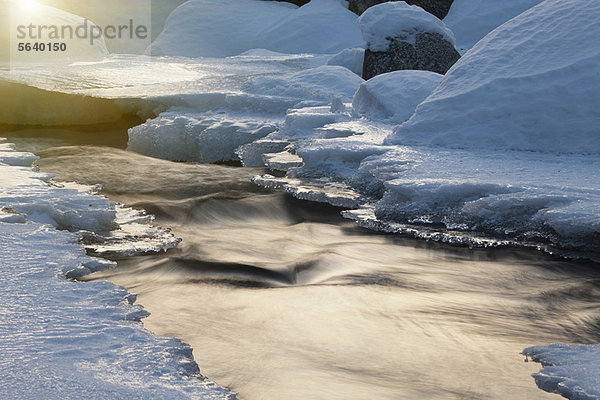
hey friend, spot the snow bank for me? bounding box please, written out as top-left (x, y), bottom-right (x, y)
top-left (358, 1), bottom-right (455, 51)
top-left (148, 0), bottom-right (363, 57)
top-left (387, 0), bottom-right (600, 155)
top-left (0, 142), bottom-right (233, 399)
top-left (523, 344), bottom-right (600, 400)
top-left (326, 47), bottom-right (365, 76)
top-left (444, 0), bottom-right (544, 51)
top-left (0, 140), bottom-right (179, 257)
top-left (128, 64), bottom-right (365, 163)
top-left (352, 70), bottom-right (442, 123)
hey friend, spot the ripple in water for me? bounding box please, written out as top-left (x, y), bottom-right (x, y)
top-left (29, 141), bottom-right (600, 400)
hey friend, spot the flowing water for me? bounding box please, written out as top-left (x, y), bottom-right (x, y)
top-left (8, 127), bottom-right (600, 400)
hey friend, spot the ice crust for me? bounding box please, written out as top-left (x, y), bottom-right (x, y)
top-left (0, 142), bottom-right (233, 399)
top-left (523, 344), bottom-right (600, 400)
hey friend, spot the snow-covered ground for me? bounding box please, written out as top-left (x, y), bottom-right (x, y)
top-left (0, 141), bottom-right (234, 398)
top-left (2, 0), bottom-right (600, 398)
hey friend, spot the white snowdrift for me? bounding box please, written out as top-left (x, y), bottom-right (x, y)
top-left (523, 344), bottom-right (600, 400)
top-left (326, 48), bottom-right (365, 76)
top-left (358, 1), bottom-right (455, 51)
top-left (0, 142), bottom-right (233, 399)
top-left (444, 0), bottom-right (544, 51)
top-left (352, 70), bottom-right (442, 123)
top-left (387, 0), bottom-right (600, 155)
top-left (148, 0), bottom-right (363, 57)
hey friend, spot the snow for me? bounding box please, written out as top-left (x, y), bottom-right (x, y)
top-left (352, 70), bottom-right (442, 123)
top-left (3, 0), bottom-right (600, 394)
top-left (326, 47), bottom-right (365, 76)
top-left (387, 0), bottom-right (600, 155)
top-left (128, 111), bottom-right (277, 163)
top-left (244, 0), bottom-right (600, 258)
top-left (523, 344), bottom-right (600, 400)
top-left (0, 142), bottom-right (234, 399)
top-left (128, 64), bottom-right (363, 163)
top-left (38, 0), bottom-right (187, 43)
top-left (358, 1), bottom-right (455, 51)
top-left (6, 0), bottom-right (109, 62)
top-left (147, 0), bottom-right (363, 57)
top-left (444, 0), bottom-right (544, 51)
top-left (246, 65), bottom-right (365, 103)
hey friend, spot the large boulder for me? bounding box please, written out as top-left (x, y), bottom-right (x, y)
top-left (349, 0), bottom-right (454, 19)
top-left (358, 2), bottom-right (460, 79)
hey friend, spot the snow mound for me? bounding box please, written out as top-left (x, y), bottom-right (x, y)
top-left (352, 70), bottom-right (442, 123)
top-left (523, 343), bottom-right (600, 400)
top-left (326, 47), bottom-right (365, 76)
top-left (148, 0), bottom-right (363, 57)
top-left (387, 0), bottom-right (600, 155)
top-left (358, 1), bottom-right (455, 51)
top-left (444, 0), bottom-right (544, 51)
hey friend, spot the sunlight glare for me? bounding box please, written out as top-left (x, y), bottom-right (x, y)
top-left (18, 0), bottom-right (41, 14)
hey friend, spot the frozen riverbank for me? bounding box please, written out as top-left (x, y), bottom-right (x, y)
top-left (0, 141), bottom-right (235, 399)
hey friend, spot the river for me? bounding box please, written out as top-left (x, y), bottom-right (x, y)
top-left (6, 125), bottom-right (600, 400)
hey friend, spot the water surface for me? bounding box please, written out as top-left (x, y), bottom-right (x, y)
top-left (23, 139), bottom-right (600, 400)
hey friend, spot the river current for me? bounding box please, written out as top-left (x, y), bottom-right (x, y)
top-left (6, 125), bottom-right (600, 400)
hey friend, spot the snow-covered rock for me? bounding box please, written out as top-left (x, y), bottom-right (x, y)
top-left (358, 1), bottom-right (455, 52)
top-left (387, 0), bottom-right (600, 155)
top-left (358, 2), bottom-right (459, 78)
top-left (349, 0), bottom-right (454, 19)
top-left (352, 70), bottom-right (442, 123)
top-left (147, 0), bottom-right (363, 57)
top-left (444, 0), bottom-right (544, 51)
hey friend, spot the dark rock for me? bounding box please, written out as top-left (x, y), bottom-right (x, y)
top-left (362, 32), bottom-right (460, 79)
top-left (349, 0), bottom-right (454, 19)
top-left (262, 0), bottom-right (310, 6)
